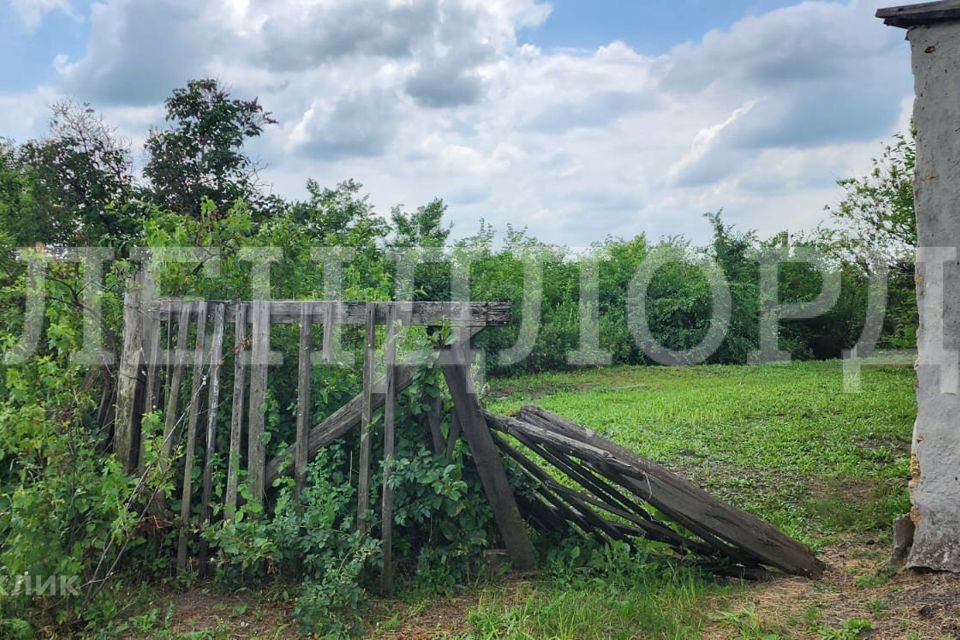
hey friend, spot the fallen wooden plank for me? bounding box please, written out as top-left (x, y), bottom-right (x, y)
top-left (441, 340), bottom-right (536, 572)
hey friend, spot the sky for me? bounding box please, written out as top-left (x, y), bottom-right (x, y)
top-left (0, 0), bottom-right (914, 246)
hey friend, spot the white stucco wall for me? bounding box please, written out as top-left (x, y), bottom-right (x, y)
top-left (907, 22), bottom-right (960, 572)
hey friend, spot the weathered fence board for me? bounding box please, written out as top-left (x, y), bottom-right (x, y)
top-left (199, 303), bottom-right (225, 569)
top-left (295, 303), bottom-right (313, 498)
top-left (380, 306), bottom-right (398, 595)
top-left (224, 303), bottom-right (247, 521)
top-left (178, 302), bottom-right (208, 573)
top-left (357, 303), bottom-right (376, 535)
top-left (247, 300), bottom-right (270, 504)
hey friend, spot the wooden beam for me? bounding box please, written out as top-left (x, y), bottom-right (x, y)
top-left (178, 301), bottom-right (208, 574)
top-left (149, 300), bottom-right (511, 327)
top-left (380, 306), bottom-right (398, 595)
top-left (441, 341), bottom-right (536, 572)
top-left (295, 302), bottom-right (312, 498)
top-left (357, 303), bottom-right (376, 535)
top-left (224, 303), bottom-right (247, 520)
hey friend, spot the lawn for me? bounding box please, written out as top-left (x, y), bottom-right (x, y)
top-left (487, 360), bottom-right (916, 546)
top-left (117, 360), bottom-right (953, 640)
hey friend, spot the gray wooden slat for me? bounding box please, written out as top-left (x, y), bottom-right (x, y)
top-left (199, 303), bottom-right (225, 571)
top-left (138, 311), bottom-right (162, 475)
top-left (247, 300), bottom-right (270, 505)
top-left (224, 303), bottom-right (247, 521)
top-left (178, 301), bottom-right (208, 574)
top-left (143, 312), bottom-right (162, 412)
top-left (380, 305), bottom-right (398, 595)
top-left (320, 302), bottom-right (334, 364)
top-left (357, 303), bottom-right (376, 534)
top-left (161, 304), bottom-right (193, 464)
top-left (295, 302), bottom-right (312, 498)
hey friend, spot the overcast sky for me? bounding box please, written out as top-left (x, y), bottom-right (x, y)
top-left (0, 0), bottom-right (914, 245)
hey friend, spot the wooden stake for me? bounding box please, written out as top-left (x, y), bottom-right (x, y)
top-left (224, 303), bottom-right (247, 520)
top-left (178, 302), bottom-right (208, 574)
top-left (295, 302), bottom-right (312, 498)
top-left (380, 306), bottom-right (398, 595)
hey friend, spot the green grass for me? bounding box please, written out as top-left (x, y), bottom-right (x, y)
top-left (488, 360), bottom-right (916, 545)
top-left (463, 360), bottom-right (917, 639)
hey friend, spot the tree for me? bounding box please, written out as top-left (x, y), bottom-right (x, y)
top-left (2, 101), bottom-right (137, 246)
top-left (827, 132), bottom-right (918, 347)
top-left (827, 131), bottom-right (916, 267)
top-left (144, 79), bottom-right (276, 218)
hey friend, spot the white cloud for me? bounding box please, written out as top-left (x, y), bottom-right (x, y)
top-left (6, 0), bottom-right (71, 30)
top-left (3, 0), bottom-right (916, 245)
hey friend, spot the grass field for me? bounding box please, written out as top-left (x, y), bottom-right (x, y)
top-left (116, 360), bottom-right (960, 640)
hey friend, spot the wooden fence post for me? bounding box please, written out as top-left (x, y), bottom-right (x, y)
top-left (114, 277), bottom-right (143, 473)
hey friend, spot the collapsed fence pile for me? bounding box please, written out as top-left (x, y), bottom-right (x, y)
top-left (485, 406), bottom-right (824, 578)
top-left (112, 290), bottom-right (823, 596)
